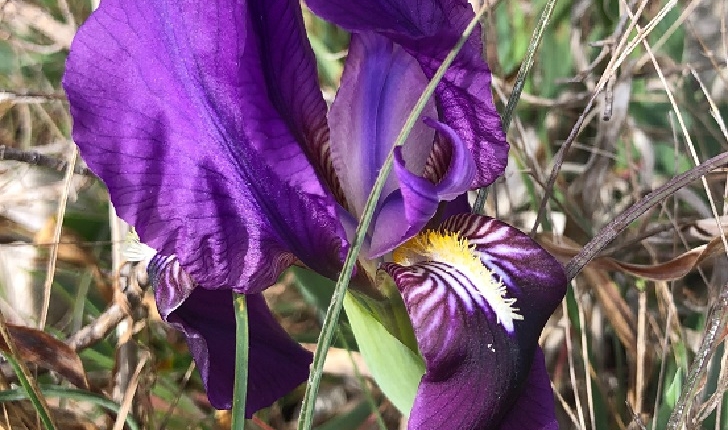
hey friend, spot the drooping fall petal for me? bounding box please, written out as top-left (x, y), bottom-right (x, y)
top-left (383, 214), bottom-right (566, 429)
top-left (151, 255), bottom-right (312, 414)
top-left (63, 0), bottom-right (346, 295)
top-left (498, 348), bottom-right (559, 430)
top-left (307, 0), bottom-right (509, 189)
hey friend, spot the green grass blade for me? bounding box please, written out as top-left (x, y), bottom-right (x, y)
top-left (231, 292), bottom-right (249, 430)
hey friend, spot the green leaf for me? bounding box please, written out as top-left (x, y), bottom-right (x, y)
top-left (314, 399), bottom-right (374, 430)
top-left (231, 292), bottom-right (249, 430)
top-left (652, 366), bottom-right (683, 429)
top-left (665, 368), bottom-right (683, 408)
top-left (343, 291), bottom-right (425, 415)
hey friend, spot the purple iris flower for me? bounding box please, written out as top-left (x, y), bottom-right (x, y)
top-left (62, 0), bottom-right (566, 428)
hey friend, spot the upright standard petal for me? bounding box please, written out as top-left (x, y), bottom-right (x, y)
top-left (63, 0), bottom-right (346, 295)
top-left (368, 119), bottom-right (476, 256)
top-left (331, 32), bottom-right (476, 256)
top-left (150, 255), bottom-right (312, 414)
top-left (308, 0), bottom-right (509, 188)
top-left (383, 214), bottom-right (566, 429)
top-left (329, 32), bottom-right (437, 218)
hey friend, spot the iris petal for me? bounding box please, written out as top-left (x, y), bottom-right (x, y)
top-left (329, 32), bottom-right (437, 219)
top-left (63, 0), bottom-right (346, 294)
top-left (307, 0), bottom-right (509, 188)
top-left (383, 214), bottom-right (566, 429)
top-left (150, 255), bottom-right (312, 414)
top-left (368, 120), bottom-right (475, 256)
top-left (499, 347), bottom-right (559, 430)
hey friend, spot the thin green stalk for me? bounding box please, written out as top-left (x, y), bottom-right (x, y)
top-left (293, 269), bottom-right (386, 429)
top-left (473, 0), bottom-right (560, 214)
top-left (296, 6), bottom-right (489, 430)
top-left (231, 293), bottom-right (249, 430)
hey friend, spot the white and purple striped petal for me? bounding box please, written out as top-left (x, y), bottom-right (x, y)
top-left (383, 214), bottom-right (566, 430)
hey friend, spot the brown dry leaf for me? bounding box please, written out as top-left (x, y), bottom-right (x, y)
top-left (0, 324), bottom-right (88, 389)
top-left (538, 233), bottom-right (725, 281)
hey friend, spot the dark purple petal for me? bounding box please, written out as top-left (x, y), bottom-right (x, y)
top-left (382, 214), bottom-right (565, 429)
top-left (63, 0), bottom-right (346, 294)
top-left (368, 120), bottom-right (475, 256)
top-left (439, 193), bottom-right (471, 220)
top-left (307, 0), bottom-right (509, 188)
top-left (151, 255), bottom-right (312, 415)
top-left (499, 348), bottom-right (559, 430)
top-left (329, 32), bottom-right (436, 218)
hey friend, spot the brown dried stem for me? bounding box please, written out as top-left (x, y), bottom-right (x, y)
top-left (566, 152), bottom-right (728, 281)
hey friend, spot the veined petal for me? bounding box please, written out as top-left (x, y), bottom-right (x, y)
top-left (308, 0), bottom-right (509, 188)
top-left (329, 32), bottom-right (437, 218)
top-left (63, 0), bottom-right (346, 294)
top-left (499, 347), bottom-right (559, 430)
top-left (368, 120), bottom-right (475, 257)
top-left (150, 255), bottom-right (312, 414)
top-left (382, 214), bottom-right (566, 429)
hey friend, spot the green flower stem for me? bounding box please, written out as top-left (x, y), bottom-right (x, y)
top-left (473, 0), bottom-right (559, 214)
top-left (296, 6), bottom-right (489, 429)
top-left (231, 292), bottom-right (249, 430)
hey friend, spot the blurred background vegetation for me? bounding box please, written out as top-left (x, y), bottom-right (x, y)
top-left (1, 0), bottom-right (728, 428)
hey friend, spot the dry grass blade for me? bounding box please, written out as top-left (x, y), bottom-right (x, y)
top-left (531, 0), bottom-right (680, 234)
top-left (0, 145), bottom-right (92, 176)
top-left (112, 352), bottom-right (149, 430)
top-left (65, 303), bottom-right (125, 351)
top-left (1, 0), bottom-right (75, 49)
top-left (561, 297), bottom-right (587, 430)
top-left (39, 145), bottom-right (78, 329)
